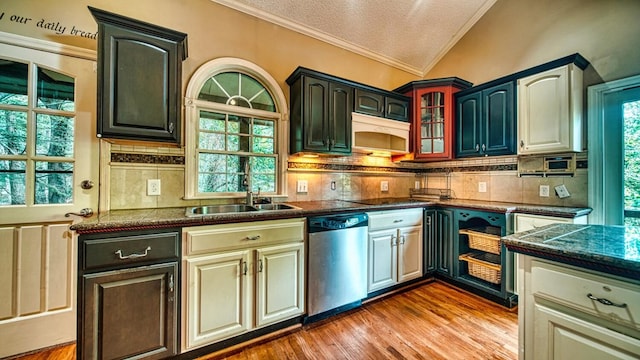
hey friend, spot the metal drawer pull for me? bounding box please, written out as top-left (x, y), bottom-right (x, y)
top-left (246, 235), bottom-right (261, 241)
top-left (242, 261), bottom-right (248, 276)
top-left (115, 246), bottom-right (151, 260)
top-left (393, 219), bottom-right (403, 223)
top-left (169, 274), bottom-right (174, 293)
top-left (258, 259), bottom-right (263, 273)
top-left (587, 293), bottom-right (627, 308)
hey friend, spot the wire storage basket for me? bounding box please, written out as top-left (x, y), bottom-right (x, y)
top-left (459, 252), bottom-right (502, 284)
top-left (459, 226), bottom-right (502, 255)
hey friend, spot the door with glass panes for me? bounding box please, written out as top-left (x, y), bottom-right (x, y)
top-left (0, 40), bottom-right (97, 357)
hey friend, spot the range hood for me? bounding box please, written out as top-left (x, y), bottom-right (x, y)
top-left (352, 112), bottom-right (410, 156)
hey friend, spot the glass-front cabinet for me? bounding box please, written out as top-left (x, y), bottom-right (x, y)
top-left (395, 78), bottom-right (472, 161)
top-left (419, 89), bottom-right (446, 156)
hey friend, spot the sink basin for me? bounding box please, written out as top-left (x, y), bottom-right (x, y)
top-left (186, 203), bottom-right (300, 216)
top-left (253, 203), bottom-right (300, 211)
top-left (186, 204), bottom-right (258, 216)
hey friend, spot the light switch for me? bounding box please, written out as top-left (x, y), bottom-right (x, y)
top-left (381, 181), bottom-right (389, 192)
top-left (297, 180), bottom-right (308, 193)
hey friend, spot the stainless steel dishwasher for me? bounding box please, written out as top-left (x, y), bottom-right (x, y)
top-left (306, 213), bottom-right (368, 322)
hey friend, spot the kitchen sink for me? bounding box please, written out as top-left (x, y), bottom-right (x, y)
top-left (253, 203), bottom-right (300, 211)
top-left (186, 204), bottom-right (258, 216)
top-left (186, 203), bottom-right (301, 216)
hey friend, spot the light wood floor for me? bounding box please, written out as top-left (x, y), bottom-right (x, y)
top-left (12, 281), bottom-right (518, 360)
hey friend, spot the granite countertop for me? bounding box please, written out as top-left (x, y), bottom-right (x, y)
top-left (503, 224), bottom-right (640, 280)
top-left (70, 197), bottom-right (591, 234)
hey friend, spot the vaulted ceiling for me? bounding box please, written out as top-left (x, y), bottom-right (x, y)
top-left (212, 0), bottom-right (497, 76)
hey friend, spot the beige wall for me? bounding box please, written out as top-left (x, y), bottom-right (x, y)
top-left (1, 0), bottom-right (601, 210)
top-left (0, 0), bottom-right (417, 92)
top-left (425, 0), bottom-right (640, 86)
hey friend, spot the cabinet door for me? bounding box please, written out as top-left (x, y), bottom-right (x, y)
top-left (184, 250), bottom-right (251, 349)
top-left (530, 303), bottom-right (640, 360)
top-left (397, 225), bottom-right (423, 283)
top-left (456, 91), bottom-right (482, 158)
top-left (354, 88), bottom-right (384, 117)
top-left (368, 229), bottom-right (397, 292)
top-left (91, 8), bottom-right (186, 144)
top-left (255, 243), bottom-right (305, 327)
top-left (483, 82), bottom-right (516, 156)
top-left (415, 87), bottom-right (454, 160)
top-left (424, 210), bottom-right (437, 273)
top-left (303, 77), bottom-right (330, 152)
top-left (82, 263), bottom-right (177, 360)
top-left (436, 210), bottom-right (455, 277)
top-left (385, 96), bottom-right (410, 122)
top-left (328, 82), bottom-right (353, 154)
top-left (518, 65), bottom-right (581, 154)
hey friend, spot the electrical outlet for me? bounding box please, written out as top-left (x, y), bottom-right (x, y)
top-left (539, 185), bottom-right (550, 197)
top-left (147, 179), bottom-right (161, 196)
top-left (381, 181), bottom-right (389, 192)
top-left (415, 181), bottom-right (421, 189)
top-left (297, 180), bottom-right (308, 193)
top-left (478, 182), bottom-right (487, 193)
top-left (555, 184), bottom-right (571, 198)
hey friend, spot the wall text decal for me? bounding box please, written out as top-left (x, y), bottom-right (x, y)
top-left (0, 10), bottom-right (97, 40)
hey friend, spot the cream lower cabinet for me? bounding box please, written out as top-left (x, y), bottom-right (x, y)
top-left (518, 255), bottom-right (640, 359)
top-left (367, 209), bottom-right (423, 293)
top-left (514, 213), bottom-right (587, 232)
top-left (182, 218), bottom-right (305, 351)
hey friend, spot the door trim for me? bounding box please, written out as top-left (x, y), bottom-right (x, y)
top-left (588, 74), bottom-right (640, 224)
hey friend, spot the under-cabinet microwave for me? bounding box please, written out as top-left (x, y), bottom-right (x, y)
top-left (518, 154), bottom-right (575, 176)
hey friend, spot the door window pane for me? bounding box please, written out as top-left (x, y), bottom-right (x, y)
top-left (35, 114), bottom-right (74, 157)
top-left (0, 109), bottom-right (27, 155)
top-left (0, 160), bottom-right (26, 205)
top-left (34, 161), bottom-right (73, 204)
top-left (0, 57), bottom-right (76, 207)
top-left (624, 99), bottom-right (640, 225)
top-left (36, 67), bottom-right (75, 111)
top-left (0, 60), bottom-right (28, 106)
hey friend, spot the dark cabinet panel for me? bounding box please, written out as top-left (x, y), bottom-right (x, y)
top-left (288, 69), bottom-right (352, 155)
top-left (354, 88), bottom-right (384, 117)
top-left (329, 82), bottom-right (353, 153)
top-left (78, 229), bottom-right (180, 360)
top-left (385, 96), bottom-right (410, 122)
top-left (90, 7), bottom-right (187, 143)
top-left (354, 88), bottom-right (410, 122)
top-left (456, 92), bottom-right (482, 157)
top-left (435, 209), bottom-right (455, 277)
top-left (455, 81), bottom-right (516, 158)
top-left (424, 210), bottom-right (436, 273)
top-left (82, 263), bottom-right (177, 360)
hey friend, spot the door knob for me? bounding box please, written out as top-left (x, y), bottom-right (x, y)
top-left (80, 180), bottom-right (94, 189)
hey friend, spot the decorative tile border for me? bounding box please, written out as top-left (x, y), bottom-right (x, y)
top-left (111, 152), bottom-right (185, 165)
top-left (287, 161), bottom-right (518, 173)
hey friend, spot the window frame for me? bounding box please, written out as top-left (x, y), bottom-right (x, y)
top-left (184, 57), bottom-right (288, 200)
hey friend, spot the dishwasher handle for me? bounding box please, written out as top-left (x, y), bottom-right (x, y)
top-left (308, 213), bottom-right (368, 232)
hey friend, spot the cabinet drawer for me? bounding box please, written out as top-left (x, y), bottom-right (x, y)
top-left (367, 209), bottom-right (423, 231)
top-left (83, 232), bottom-right (179, 271)
top-left (184, 218), bottom-right (305, 256)
top-left (531, 259), bottom-right (640, 332)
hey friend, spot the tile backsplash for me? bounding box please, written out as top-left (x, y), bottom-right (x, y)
top-left (105, 142), bottom-right (589, 210)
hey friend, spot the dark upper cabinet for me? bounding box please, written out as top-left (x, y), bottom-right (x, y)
top-left (288, 70), bottom-right (353, 155)
top-left (354, 88), bottom-right (410, 122)
top-left (89, 7), bottom-right (187, 144)
top-left (455, 81), bottom-right (516, 158)
top-left (354, 88), bottom-right (384, 117)
top-left (384, 96), bottom-right (410, 122)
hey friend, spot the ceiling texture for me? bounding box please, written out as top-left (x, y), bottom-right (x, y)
top-left (212, 0), bottom-right (497, 76)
